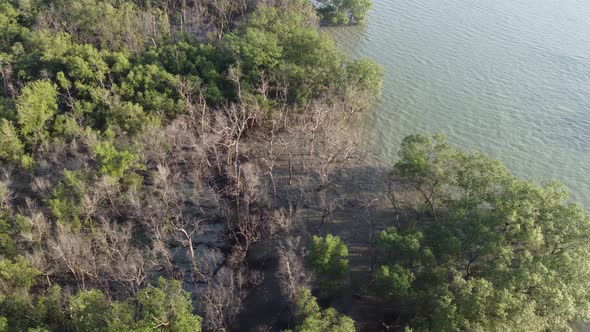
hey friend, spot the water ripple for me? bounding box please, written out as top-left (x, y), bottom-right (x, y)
top-left (327, 0), bottom-right (590, 207)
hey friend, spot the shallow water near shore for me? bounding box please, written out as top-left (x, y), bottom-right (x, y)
top-left (325, 0), bottom-right (590, 208)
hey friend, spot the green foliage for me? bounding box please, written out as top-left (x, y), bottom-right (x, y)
top-left (222, 4), bottom-right (377, 106)
top-left (42, 0), bottom-right (169, 52)
top-left (309, 234), bottom-right (350, 290)
top-left (0, 256), bottom-right (39, 297)
top-left (394, 133), bottom-right (455, 185)
top-left (376, 227), bottom-right (434, 268)
top-left (153, 42), bottom-right (225, 104)
top-left (374, 264), bottom-right (415, 301)
top-left (93, 141), bottom-right (140, 179)
top-left (3, 0), bottom-right (380, 140)
top-left (430, 276), bottom-right (539, 332)
top-left (0, 212), bottom-right (32, 258)
top-left (33, 285), bottom-right (67, 331)
top-left (0, 276), bottom-right (201, 331)
top-left (63, 44), bottom-right (109, 84)
top-left (120, 64), bottom-right (183, 117)
top-left (0, 1), bottom-right (383, 331)
top-left (0, 119), bottom-right (24, 163)
top-left (288, 288), bottom-right (355, 332)
top-left (393, 134), bottom-right (458, 218)
top-left (69, 289), bottom-right (112, 331)
top-left (132, 277), bottom-right (202, 331)
top-left (292, 288), bottom-right (321, 323)
top-left (317, 0), bottom-right (372, 25)
top-left (380, 134), bottom-right (590, 331)
top-left (67, 278), bottom-right (202, 331)
top-left (47, 170), bottom-right (88, 228)
top-left (0, 2), bottom-right (30, 52)
top-left (16, 80), bottom-right (58, 146)
top-left (0, 256), bottom-right (41, 331)
top-left (345, 58), bottom-right (383, 96)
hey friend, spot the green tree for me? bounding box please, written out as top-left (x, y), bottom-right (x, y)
top-left (287, 288), bottom-right (355, 332)
top-left (16, 80), bottom-right (58, 147)
top-left (0, 2), bottom-right (30, 53)
top-left (222, 4), bottom-right (356, 106)
top-left (394, 134), bottom-right (457, 221)
top-left (47, 170), bottom-right (89, 229)
top-left (93, 141), bottom-right (140, 179)
top-left (0, 276), bottom-right (202, 331)
top-left (41, 0), bottom-right (168, 52)
top-left (345, 58), bottom-right (383, 96)
top-left (69, 289), bottom-right (112, 332)
top-left (0, 316), bottom-right (6, 331)
top-left (132, 277), bottom-right (202, 331)
top-left (120, 64), bottom-right (182, 118)
top-left (0, 256), bottom-right (41, 331)
top-left (309, 234), bottom-right (350, 290)
top-left (317, 0), bottom-right (372, 25)
top-left (374, 264), bottom-right (415, 301)
top-left (0, 119), bottom-right (24, 163)
top-left (376, 226), bottom-right (434, 268)
top-left (379, 134), bottom-right (590, 331)
top-left (68, 278), bottom-right (201, 331)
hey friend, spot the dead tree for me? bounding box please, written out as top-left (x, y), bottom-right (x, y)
top-left (277, 237), bottom-right (309, 302)
top-left (171, 216), bottom-right (207, 281)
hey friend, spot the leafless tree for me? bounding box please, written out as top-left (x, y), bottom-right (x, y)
top-left (317, 189), bottom-right (342, 231)
top-left (277, 237), bottom-right (309, 302)
top-left (200, 267), bottom-right (262, 331)
top-left (171, 216), bottom-right (207, 281)
top-left (98, 220), bottom-right (157, 294)
top-left (49, 226), bottom-right (94, 290)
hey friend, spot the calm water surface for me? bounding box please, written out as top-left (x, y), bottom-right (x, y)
top-left (326, 0), bottom-right (590, 207)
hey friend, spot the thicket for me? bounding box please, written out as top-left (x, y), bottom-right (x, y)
top-left (316, 0), bottom-right (372, 25)
top-left (374, 134), bottom-right (590, 331)
top-left (286, 288), bottom-right (355, 332)
top-left (308, 234), bottom-right (350, 291)
top-left (0, 0), bottom-right (381, 330)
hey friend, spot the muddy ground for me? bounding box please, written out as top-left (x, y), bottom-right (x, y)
top-left (233, 163), bottom-right (420, 331)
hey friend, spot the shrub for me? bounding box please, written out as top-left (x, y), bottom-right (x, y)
top-left (308, 234), bottom-right (350, 290)
top-left (288, 288), bottom-right (355, 332)
top-left (93, 141), bottom-right (140, 179)
top-left (0, 119), bottom-right (24, 163)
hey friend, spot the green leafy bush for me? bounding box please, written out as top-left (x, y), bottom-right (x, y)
top-left (374, 264), bottom-right (415, 301)
top-left (308, 234), bottom-right (350, 290)
top-left (287, 288), bottom-right (355, 332)
top-left (93, 141), bottom-right (140, 179)
top-left (16, 80), bottom-right (58, 147)
top-left (0, 119), bottom-right (24, 163)
top-left (47, 170), bottom-right (88, 229)
top-left (69, 278), bottom-right (202, 332)
top-left (379, 134), bottom-right (590, 331)
top-left (317, 0), bottom-right (372, 25)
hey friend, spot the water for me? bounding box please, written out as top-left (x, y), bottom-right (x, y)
top-left (325, 0), bottom-right (590, 207)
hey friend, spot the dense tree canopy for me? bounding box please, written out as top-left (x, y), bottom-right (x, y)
top-left (16, 80), bottom-right (58, 146)
top-left (316, 0), bottom-right (372, 25)
top-left (286, 288), bottom-right (355, 332)
top-left (309, 234), bottom-right (350, 290)
top-left (375, 134), bottom-right (590, 331)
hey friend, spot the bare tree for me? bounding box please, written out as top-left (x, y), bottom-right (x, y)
top-left (200, 267), bottom-right (262, 331)
top-left (49, 226), bottom-right (94, 290)
top-left (317, 189), bottom-right (342, 231)
top-left (98, 220), bottom-right (157, 294)
top-left (171, 216), bottom-right (207, 281)
top-left (277, 237), bottom-right (309, 302)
